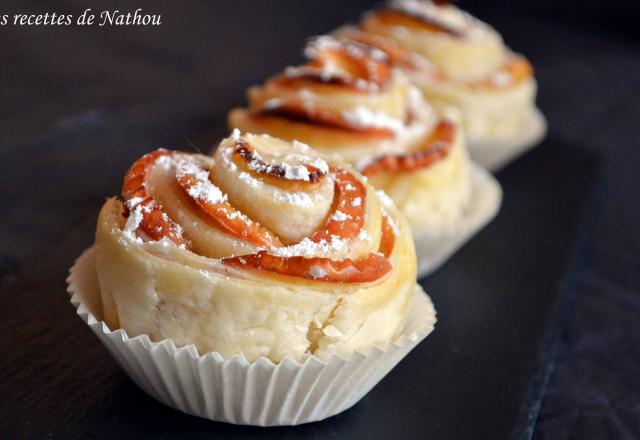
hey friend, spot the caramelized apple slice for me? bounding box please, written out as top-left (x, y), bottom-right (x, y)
top-left (307, 37), bottom-right (392, 87)
top-left (121, 149), bottom-right (188, 247)
top-left (373, 9), bottom-right (463, 37)
top-left (223, 205), bottom-right (396, 283)
top-left (122, 149), bottom-right (172, 202)
top-left (361, 120), bottom-right (454, 175)
top-left (480, 56), bottom-right (533, 89)
top-left (260, 103), bottom-right (395, 139)
top-left (311, 169), bottom-right (366, 242)
top-left (223, 251), bottom-right (391, 283)
top-left (338, 29), bottom-right (420, 72)
top-left (231, 139), bottom-right (328, 190)
top-left (378, 215), bottom-right (396, 258)
top-left (175, 162), bottom-right (283, 248)
top-left (275, 36), bottom-right (392, 92)
top-left (123, 147), bottom-right (395, 283)
top-left (507, 57), bottom-right (534, 83)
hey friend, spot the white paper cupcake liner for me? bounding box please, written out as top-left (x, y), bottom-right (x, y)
top-left (414, 162), bottom-right (502, 277)
top-left (67, 247), bottom-right (436, 426)
top-left (468, 106), bottom-right (547, 172)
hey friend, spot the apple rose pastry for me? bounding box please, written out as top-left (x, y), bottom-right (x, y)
top-left (229, 35), bottom-right (472, 233)
top-left (359, 0), bottom-right (538, 143)
top-left (94, 131), bottom-right (417, 363)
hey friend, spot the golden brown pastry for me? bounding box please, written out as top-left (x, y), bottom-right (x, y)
top-left (357, 0), bottom-right (537, 142)
top-left (94, 131), bottom-right (417, 363)
top-left (229, 36), bottom-right (472, 233)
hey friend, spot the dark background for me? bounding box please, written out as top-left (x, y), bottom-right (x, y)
top-left (1, 1), bottom-right (639, 438)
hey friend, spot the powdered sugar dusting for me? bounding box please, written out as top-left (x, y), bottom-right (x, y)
top-left (243, 148), bottom-right (317, 182)
top-left (230, 128), bottom-right (241, 141)
top-left (388, 0), bottom-right (489, 40)
top-left (125, 196), bottom-right (145, 210)
top-left (342, 106), bottom-right (405, 133)
top-left (311, 157), bottom-right (330, 174)
top-left (238, 171), bottom-right (262, 189)
top-left (306, 35), bottom-right (388, 64)
top-left (330, 210), bottom-right (352, 222)
top-left (287, 36), bottom-right (388, 92)
top-left (218, 142), bottom-right (328, 208)
top-left (284, 152), bottom-right (330, 175)
top-left (269, 235), bottom-right (346, 258)
top-left (176, 156), bottom-right (260, 228)
top-left (175, 158), bottom-right (228, 204)
top-left (276, 191), bottom-right (316, 208)
top-left (123, 205), bottom-right (144, 237)
top-left (358, 229), bottom-right (371, 241)
top-left (284, 164), bottom-right (312, 181)
top-left (297, 88), bottom-right (316, 109)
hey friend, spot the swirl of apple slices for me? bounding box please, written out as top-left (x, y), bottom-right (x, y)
top-left (229, 35), bottom-right (472, 231)
top-left (334, 25), bottom-right (532, 93)
top-left (356, 0), bottom-right (537, 140)
top-left (94, 131), bottom-right (417, 362)
top-left (230, 35), bottom-right (462, 175)
top-left (360, 0), bottom-right (523, 83)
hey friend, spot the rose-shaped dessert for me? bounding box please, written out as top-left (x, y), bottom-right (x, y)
top-left (229, 36), bottom-right (474, 238)
top-left (357, 0), bottom-right (545, 169)
top-left (94, 130), bottom-right (418, 362)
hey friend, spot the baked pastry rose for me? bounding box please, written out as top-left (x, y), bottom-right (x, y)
top-left (358, 0), bottom-right (537, 142)
top-left (229, 35), bottom-right (472, 232)
top-left (95, 131), bottom-right (417, 363)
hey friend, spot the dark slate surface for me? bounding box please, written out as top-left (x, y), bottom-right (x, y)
top-left (1, 1), bottom-right (638, 438)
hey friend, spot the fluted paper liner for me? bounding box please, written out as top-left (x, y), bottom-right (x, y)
top-left (67, 248), bottom-right (436, 426)
top-left (468, 106), bottom-right (547, 172)
top-left (414, 162), bottom-right (502, 277)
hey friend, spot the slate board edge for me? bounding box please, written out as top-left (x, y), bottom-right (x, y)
top-left (515, 159), bottom-right (605, 440)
